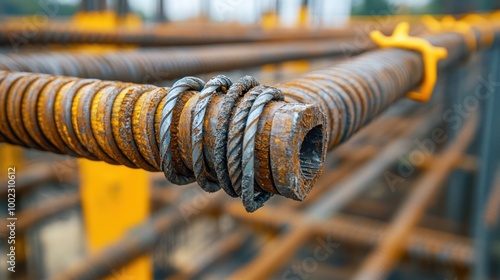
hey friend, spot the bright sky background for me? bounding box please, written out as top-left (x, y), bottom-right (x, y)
top-left (56, 0), bottom-right (435, 22)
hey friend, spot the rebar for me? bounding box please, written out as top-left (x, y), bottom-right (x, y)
top-left (0, 39), bottom-right (371, 83)
top-left (228, 104), bottom-right (446, 280)
top-left (54, 191), bottom-right (225, 280)
top-left (0, 29), bottom-right (492, 211)
top-left (0, 192), bottom-right (80, 235)
top-left (353, 113), bottom-right (478, 280)
top-left (0, 23), bottom-right (395, 47)
top-left (52, 85), bottom-right (476, 279)
top-left (226, 203), bottom-right (474, 267)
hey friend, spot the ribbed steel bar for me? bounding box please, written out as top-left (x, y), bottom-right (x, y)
top-left (0, 39), bottom-right (371, 83)
top-left (52, 94), bottom-right (469, 280)
top-left (228, 104), bottom-right (445, 280)
top-left (353, 113), bottom-right (478, 280)
top-left (0, 70), bottom-right (326, 212)
top-left (0, 29), bottom-right (492, 212)
top-left (0, 22), bottom-right (395, 47)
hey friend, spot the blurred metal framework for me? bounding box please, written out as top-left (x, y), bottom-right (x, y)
top-left (7, 90), bottom-right (494, 279)
top-left (0, 10), bottom-right (499, 280)
top-left (0, 25), bottom-right (496, 212)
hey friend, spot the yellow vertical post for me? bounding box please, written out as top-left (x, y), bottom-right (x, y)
top-left (0, 144), bottom-right (24, 171)
top-left (79, 159), bottom-right (151, 279)
top-left (260, 5), bottom-right (310, 76)
top-left (298, 5), bottom-right (308, 27)
top-left (69, 10), bottom-right (141, 53)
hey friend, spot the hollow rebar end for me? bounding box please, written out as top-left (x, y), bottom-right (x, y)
top-left (269, 103), bottom-right (328, 201)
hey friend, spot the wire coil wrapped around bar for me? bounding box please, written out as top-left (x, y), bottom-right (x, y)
top-left (2, 36), bottom-right (463, 212)
top-left (158, 74), bottom-right (287, 211)
top-left (0, 69), bottom-right (291, 212)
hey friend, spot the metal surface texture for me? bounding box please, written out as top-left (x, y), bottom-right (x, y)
top-left (354, 112), bottom-right (478, 280)
top-left (0, 69), bottom-right (327, 212)
top-left (11, 72), bottom-right (492, 279)
top-left (0, 39), bottom-right (371, 84)
top-left (0, 22), bottom-right (398, 47)
top-left (49, 96), bottom-right (479, 279)
top-left (0, 28), bottom-right (496, 212)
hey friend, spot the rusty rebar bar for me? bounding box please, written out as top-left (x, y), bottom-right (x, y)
top-left (353, 113), bottom-right (478, 280)
top-left (54, 191), bottom-right (225, 280)
top-left (0, 28), bottom-right (492, 212)
top-left (53, 93), bottom-right (471, 280)
top-left (0, 70), bottom-right (326, 211)
top-left (225, 203), bottom-right (474, 267)
top-left (0, 39), bottom-right (371, 83)
top-left (0, 22), bottom-right (397, 47)
top-left (227, 104), bottom-right (445, 280)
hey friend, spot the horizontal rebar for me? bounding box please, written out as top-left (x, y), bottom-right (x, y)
top-left (53, 92), bottom-right (475, 279)
top-left (0, 39), bottom-right (372, 83)
top-left (0, 22), bottom-right (396, 47)
top-left (226, 203), bottom-right (474, 267)
top-left (0, 28), bottom-right (493, 212)
top-left (228, 104), bottom-right (446, 280)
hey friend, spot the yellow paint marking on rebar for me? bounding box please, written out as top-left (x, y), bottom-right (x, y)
top-left (79, 159), bottom-right (151, 280)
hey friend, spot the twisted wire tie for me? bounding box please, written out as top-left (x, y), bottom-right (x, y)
top-left (159, 76), bottom-right (204, 185)
top-left (191, 75), bottom-right (232, 193)
top-left (159, 74), bottom-right (285, 212)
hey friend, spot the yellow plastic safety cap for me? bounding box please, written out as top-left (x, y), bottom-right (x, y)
top-left (370, 22), bottom-right (448, 103)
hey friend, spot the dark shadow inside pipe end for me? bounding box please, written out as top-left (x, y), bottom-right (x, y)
top-left (299, 124), bottom-right (324, 181)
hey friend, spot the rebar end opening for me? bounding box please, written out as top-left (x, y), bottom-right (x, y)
top-left (270, 103), bottom-right (327, 201)
top-left (299, 124), bottom-right (324, 180)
